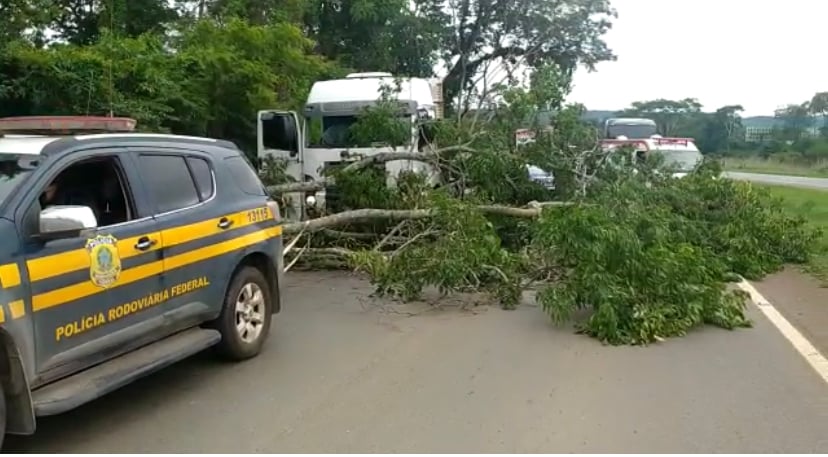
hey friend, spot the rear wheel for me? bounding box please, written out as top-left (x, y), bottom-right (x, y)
top-left (214, 266), bottom-right (273, 360)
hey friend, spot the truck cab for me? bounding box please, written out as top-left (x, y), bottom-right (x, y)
top-left (257, 72), bottom-right (443, 219)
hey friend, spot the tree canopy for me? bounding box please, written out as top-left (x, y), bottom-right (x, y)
top-left (0, 0), bottom-right (619, 125)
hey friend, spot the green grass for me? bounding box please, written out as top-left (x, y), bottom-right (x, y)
top-left (724, 157), bottom-right (828, 178)
top-left (757, 184), bottom-right (828, 282)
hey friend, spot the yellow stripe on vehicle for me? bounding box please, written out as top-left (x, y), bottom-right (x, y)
top-left (9, 300), bottom-right (25, 319)
top-left (0, 263), bottom-right (21, 288)
top-left (26, 231), bottom-right (163, 282)
top-left (163, 225), bottom-right (282, 272)
top-left (31, 226), bottom-right (281, 313)
top-left (26, 206), bottom-right (277, 282)
top-left (162, 210), bottom-right (258, 248)
top-left (32, 261), bottom-right (164, 312)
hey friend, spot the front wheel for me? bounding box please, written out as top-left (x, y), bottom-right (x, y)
top-left (213, 266), bottom-right (274, 360)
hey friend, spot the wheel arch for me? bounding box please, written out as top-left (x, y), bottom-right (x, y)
top-left (223, 251), bottom-right (280, 314)
top-left (0, 328), bottom-right (35, 435)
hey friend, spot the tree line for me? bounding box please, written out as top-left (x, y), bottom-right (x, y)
top-left (0, 0), bottom-right (616, 153)
top-left (608, 93), bottom-right (828, 162)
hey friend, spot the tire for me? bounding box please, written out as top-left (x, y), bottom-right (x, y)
top-left (214, 266), bottom-right (274, 361)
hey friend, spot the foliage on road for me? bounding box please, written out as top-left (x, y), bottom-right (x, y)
top-left (1, 0), bottom-right (822, 345)
top-left (267, 72), bottom-right (822, 345)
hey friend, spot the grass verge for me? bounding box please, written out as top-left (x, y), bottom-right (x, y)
top-left (724, 157), bottom-right (828, 178)
top-left (755, 184), bottom-right (828, 283)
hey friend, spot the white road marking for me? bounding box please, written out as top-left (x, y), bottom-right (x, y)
top-left (737, 279), bottom-right (828, 385)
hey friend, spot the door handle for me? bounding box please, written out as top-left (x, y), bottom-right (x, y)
top-left (218, 217), bottom-right (234, 230)
top-left (134, 236), bottom-right (157, 251)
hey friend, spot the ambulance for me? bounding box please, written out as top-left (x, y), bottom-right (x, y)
top-left (600, 135), bottom-right (704, 177)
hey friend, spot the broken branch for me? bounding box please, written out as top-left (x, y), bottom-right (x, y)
top-left (267, 144), bottom-right (477, 195)
top-left (281, 201), bottom-right (572, 235)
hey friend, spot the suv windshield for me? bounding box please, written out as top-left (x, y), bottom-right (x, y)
top-left (655, 150), bottom-right (703, 171)
top-left (0, 154), bottom-right (39, 204)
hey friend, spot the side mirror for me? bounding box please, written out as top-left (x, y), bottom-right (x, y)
top-left (39, 205), bottom-right (98, 239)
top-left (260, 112), bottom-right (298, 155)
top-left (284, 120), bottom-right (298, 157)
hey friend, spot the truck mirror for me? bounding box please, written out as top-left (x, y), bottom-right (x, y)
top-left (261, 113), bottom-right (299, 155)
top-left (282, 119), bottom-right (298, 157)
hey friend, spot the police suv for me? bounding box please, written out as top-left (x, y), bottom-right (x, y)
top-left (0, 116), bottom-right (284, 445)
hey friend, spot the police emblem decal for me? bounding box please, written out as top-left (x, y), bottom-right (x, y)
top-left (86, 234), bottom-right (122, 288)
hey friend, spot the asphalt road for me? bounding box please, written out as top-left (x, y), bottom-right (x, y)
top-left (6, 271), bottom-right (828, 453)
top-left (724, 171), bottom-right (828, 190)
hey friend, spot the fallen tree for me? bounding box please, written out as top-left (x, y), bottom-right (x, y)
top-left (281, 202), bottom-right (569, 235)
top-left (262, 66), bottom-right (822, 345)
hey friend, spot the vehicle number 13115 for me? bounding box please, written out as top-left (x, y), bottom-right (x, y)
top-left (246, 207), bottom-right (271, 223)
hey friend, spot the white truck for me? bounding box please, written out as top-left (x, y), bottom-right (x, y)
top-left (257, 72), bottom-right (443, 219)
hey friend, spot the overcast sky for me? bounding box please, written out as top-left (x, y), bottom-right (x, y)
top-left (566, 0), bottom-right (827, 116)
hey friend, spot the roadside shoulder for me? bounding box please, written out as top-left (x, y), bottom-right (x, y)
top-left (751, 267), bottom-right (828, 359)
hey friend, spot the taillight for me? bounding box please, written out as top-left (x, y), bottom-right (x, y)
top-left (266, 200), bottom-right (281, 222)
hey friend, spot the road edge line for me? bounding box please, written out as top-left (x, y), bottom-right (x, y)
top-left (737, 279), bottom-right (828, 385)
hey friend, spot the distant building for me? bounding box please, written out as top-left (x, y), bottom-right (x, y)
top-left (741, 114), bottom-right (823, 142)
top-left (744, 126), bottom-right (775, 142)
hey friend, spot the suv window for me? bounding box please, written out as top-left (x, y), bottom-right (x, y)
top-left (38, 156), bottom-right (135, 228)
top-left (139, 154), bottom-right (200, 213)
top-left (187, 157), bottom-right (214, 201)
top-left (225, 156), bottom-right (267, 196)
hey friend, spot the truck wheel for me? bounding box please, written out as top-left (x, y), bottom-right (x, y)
top-left (214, 266), bottom-right (273, 361)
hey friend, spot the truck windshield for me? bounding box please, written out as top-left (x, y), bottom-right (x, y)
top-left (307, 115), bottom-right (412, 148)
top-left (0, 154), bottom-right (39, 204)
top-left (654, 150), bottom-right (703, 172)
top-left (606, 124), bottom-right (657, 139)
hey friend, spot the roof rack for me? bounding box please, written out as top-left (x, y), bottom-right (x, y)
top-left (0, 116), bottom-right (137, 136)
